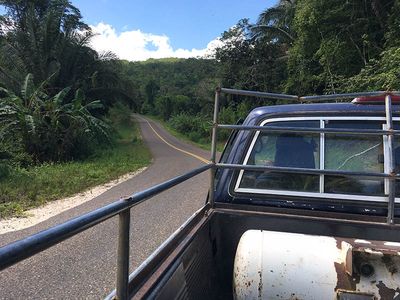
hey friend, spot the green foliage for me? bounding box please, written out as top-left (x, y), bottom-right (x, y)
top-left (286, 0), bottom-right (396, 94)
top-left (0, 155), bottom-right (11, 179)
top-left (155, 95), bottom-right (173, 120)
top-left (213, 0), bottom-right (400, 97)
top-left (0, 74), bottom-right (111, 162)
top-left (341, 47), bottom-right (400, 92)
top-left (251, 0), bottom-right (296, 45)
top-left (0, 119), bottom-right (151, 218)
top-left (0, 0), bottom-right (138, 109)
top-left (169, 113), bottom-right (211, 143)
top-left (215, 19), bottom-right (287, 94)
top-left (122, 58), bottom-right (218, 116)
top-left (0, 0), bottom-right (143, 172)
top-left (108, 102), bottom-right (133, 130)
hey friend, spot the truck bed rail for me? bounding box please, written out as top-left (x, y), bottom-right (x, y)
top-left (0, 164), bottom-right (211, 299)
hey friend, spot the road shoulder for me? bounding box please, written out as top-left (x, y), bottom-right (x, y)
top-left (0, 167), bottom-right (147, 234)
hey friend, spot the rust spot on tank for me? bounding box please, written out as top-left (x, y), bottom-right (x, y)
top-left (244, 281), bottom-right (250, 287)
top-left (376, 281), bottom-right (400, 299)
top-left (258, 270), bottom-right (263, 300)
top-left (290, 293), bottom-right (302, 300)
top-left (334, 262), bottom-right (359, 291)
top-left (336, 238), bottom-right (344, 249)
top-left (382, 254), bottom-right (398, 275)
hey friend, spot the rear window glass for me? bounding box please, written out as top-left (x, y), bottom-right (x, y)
top-left (324, 121), bottom-right (383, 196)
top-left (239, 121), bottom-right (319, 192)
top-left (236, 119), bottom-right (397, 201)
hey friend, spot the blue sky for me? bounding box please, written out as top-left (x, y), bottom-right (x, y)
top-left (69, 0), bottom-right (276, 61)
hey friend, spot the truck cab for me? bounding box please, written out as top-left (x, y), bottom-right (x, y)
top-left (216, 101), bottom-right (400, 217)
top-left (120, 90), bottom-right (400, 299)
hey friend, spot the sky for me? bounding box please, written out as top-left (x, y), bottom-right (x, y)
top-left (70, 0), bottom-right (276, 61)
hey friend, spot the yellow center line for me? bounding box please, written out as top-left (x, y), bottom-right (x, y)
top-left (140, 117), bottom-right (210, 164)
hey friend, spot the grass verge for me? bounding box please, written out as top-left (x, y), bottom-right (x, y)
top-left (0, 119), bottom-right (151, 219)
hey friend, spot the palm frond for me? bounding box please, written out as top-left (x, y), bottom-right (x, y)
top-left (52, 86), bottom-right (71, 105)
top-left (21, 73), bottom-right (34, 100)
top-left (257, 7), bottom-right (286, 25)
top-left (251, 25), bottom-right (294, 42)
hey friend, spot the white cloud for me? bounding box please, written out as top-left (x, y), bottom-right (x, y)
top-left (89, 22), bottom-right (222, 61)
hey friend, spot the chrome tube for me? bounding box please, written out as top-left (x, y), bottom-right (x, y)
top-left (300, 91), bottom-right (390, 102)
top-left (209, 88), bottom-right (220, 206)
top-left (385, 95), bottom-right (396, 224)
top-left (216, 163), bottom-right (398, 179)
top-left (116, 209), bottom-right (131, 300)
top-left (220, 88), bottom-right (298, 101)
top-left (217, 124), bottom-right (400, 136)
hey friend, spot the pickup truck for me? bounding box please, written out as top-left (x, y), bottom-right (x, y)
top-left (1, 88), bottom-right (400, 300)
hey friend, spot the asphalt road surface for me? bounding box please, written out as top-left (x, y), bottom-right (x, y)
top-left (0, 115), bottom-right (211, 299)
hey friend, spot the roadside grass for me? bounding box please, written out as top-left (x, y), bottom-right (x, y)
top-left (0, 119), bottom-right (151, 219)
top-left (146, 115), bottom-right (226, 152)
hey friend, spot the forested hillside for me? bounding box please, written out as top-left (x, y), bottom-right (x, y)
top-left (217, 0), bottom-right (400, 95)
top-left (129, 0), bottom-right (400, 144)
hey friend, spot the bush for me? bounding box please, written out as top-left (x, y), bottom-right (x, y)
top-left (0, 74), bottom-right (111, 163)
top-left (169, 113), bottom-right (211, 143)
top-left (108, 103), bottom-right (132, 126)
top-left (341, 47), bottom-right (400, 92)
top-left (155, 95), bottom-right (173, 120)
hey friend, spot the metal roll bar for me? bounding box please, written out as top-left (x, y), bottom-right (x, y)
top-left (216, 163), bottom-right (400, 179)
top-left (209, 88), bottom-right (400, 225)
top-left (217, 124), bottom-right (400, 136)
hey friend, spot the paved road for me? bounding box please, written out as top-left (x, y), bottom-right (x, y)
top-left (0, 115), bottom-right (211, 299)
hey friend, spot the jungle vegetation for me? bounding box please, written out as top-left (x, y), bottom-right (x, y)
top-left (0, 0), bottom-right (149, 217)
top-left (127, 0), bottom-right (400, 144)
top-left (1, 0), bottom-right (400, 216)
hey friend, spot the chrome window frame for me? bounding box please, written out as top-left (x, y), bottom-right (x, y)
top-left (234, 116), bottom-right (400, 203)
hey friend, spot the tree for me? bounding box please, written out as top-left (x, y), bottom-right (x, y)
top-left (0, 0), bottom-right (89, 86)
top-left (0, 0), bottom-right (137, 110)
top-left (286, 0), bottom-right (396, 95)
top-left (215, 19), bottom-right (287, 102)
top-left (341, 47), bottom-right (400, 92)
top-left (251, 0), bottom-right (296, 46)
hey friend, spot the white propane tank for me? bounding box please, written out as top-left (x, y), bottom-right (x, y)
top-left (233, 230), bottom-right (400, 300)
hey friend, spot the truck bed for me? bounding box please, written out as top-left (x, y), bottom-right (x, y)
top-left (127, 203), bottom-right (400, 299)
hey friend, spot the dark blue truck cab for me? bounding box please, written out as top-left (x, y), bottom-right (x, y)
top-left (216, 101), bottom-right (400, 217)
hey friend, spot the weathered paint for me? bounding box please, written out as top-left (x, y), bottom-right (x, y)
top-left (233, 230), bottom-right (400, 300)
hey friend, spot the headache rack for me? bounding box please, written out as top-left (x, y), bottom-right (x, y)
top-left (1, 88), bottom-right (400, 300)
top-left (211, 88), bottom-right (400, 224)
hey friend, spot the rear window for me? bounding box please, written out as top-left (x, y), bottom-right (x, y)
top-left (235, 118), bottom-right (397, 202)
